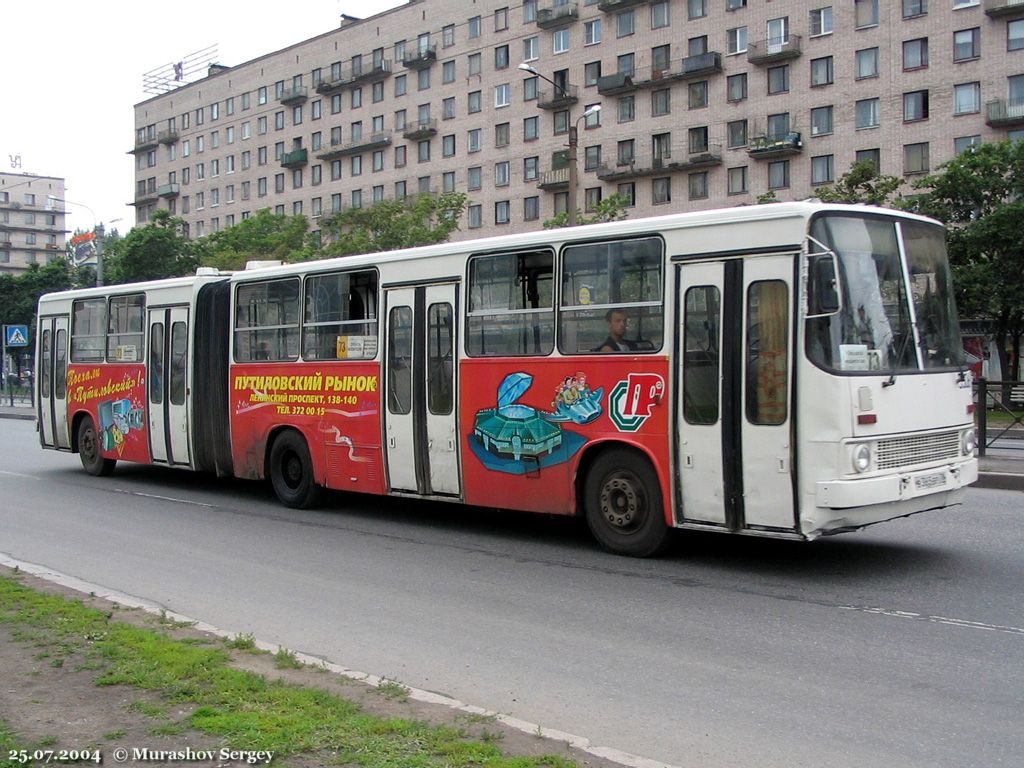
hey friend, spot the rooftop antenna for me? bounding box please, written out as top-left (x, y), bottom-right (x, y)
top-left (142, 45), bottom-right (220, 95)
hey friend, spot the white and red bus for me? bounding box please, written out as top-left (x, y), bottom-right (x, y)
top-left (36, 203), bottom-right (978, 556)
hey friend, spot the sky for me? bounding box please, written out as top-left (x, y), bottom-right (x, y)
top-left (1, 0), bottom-right (405, 238)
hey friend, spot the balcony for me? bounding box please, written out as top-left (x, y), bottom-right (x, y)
top-left (537, 85), bottom-right (579, 110)
top-left (678, 144), bottom-right (723, 169)
top-left (157, 129), bottom-right (179, 145)
top-left (538, 167), bottom-right (570, 190)
top-left (597, 72), bottom-right (635, 96)
top-left (315, 60), bottom-right (392, 93)
top-left (984, 0), bottom-right (1024, 16)
top-left (402, 46), bottom-right (437, 70)
top-left (131, 189), bottom-right (159, 206)
top-left (129, 136), bottom-right (159, 154)
top-left (747, 35), bottom-right (803, 65)
top-left (536, 2), bottom-right (579, 29)
top-left (279, 86), bottom-right (308, 105)
top-left (157, 183), bottom-right (180, 198)
top-left (316, 131), bottom-right (393, 159)
top-left (402, 119), bottom-right (438, 140)
top-left (986, 99), bottom-right (1024, 127)
top-left (680, 51), bottom-right (723, 80)
top-left (597, 153), bottom-right (673, 181)
top-left (598, 0), bottom-right (649, 11)
top-left (281, 148), bottom-right (309, 168)
top-left (747, 132), bottom-right (803, 158)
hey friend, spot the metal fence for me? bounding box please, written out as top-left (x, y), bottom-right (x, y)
top-left (973, 378), bottom-right (1024, 456)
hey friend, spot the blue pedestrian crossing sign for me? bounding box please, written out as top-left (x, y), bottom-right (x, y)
top-left (4, 325), bottom-right (29, 347)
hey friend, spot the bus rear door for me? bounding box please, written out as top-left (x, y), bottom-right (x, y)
top-left (384, 282), bottom-right (460, 497)
top-left (147, 306), bottom-right (192, 466)
top-left (37, 315), bottom-right (71, 450)
top-left (676, 254), bottom-right (796, 532)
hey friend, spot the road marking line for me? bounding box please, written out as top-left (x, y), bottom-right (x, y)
top-left (840, 605), bottom-right (1024, 635)
top-left (0, 470), bottom-right (40, 479)
top-left (113, 489), bottom-right (216, 508)
top-left (0, 553), bottom-right (681, 768)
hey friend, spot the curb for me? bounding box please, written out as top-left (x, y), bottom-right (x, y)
top-left (974, 472), bottom-right (1024, 492)
top-left (0, 410), bottom-right (34, 421)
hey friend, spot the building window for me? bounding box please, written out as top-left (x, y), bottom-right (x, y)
top-left (810, 6), bottom-right (833, 36)
top-left (727, 27), bottom-right (748, 55)
top-left (856, 98), bottom-right (880, 128)
top-left (585, 61), bottom-right (602, 87)
top-left (524, 36), bottom-right (539, 62)
top-left (727, 119), bottom-right (747, 148)
top-left (688, 172), bottom-right (708, 200)
top-left (954, 135), bottom-right (981, 153)
top-left (855, 0), bottom-right (879, 28)
top-left (954, 82), bottom-right (981, 115)
top-left (585, 19), bottom-right (602, 45)
top-left (524, 0), bottom-right (537, 23)
top-left (554, 29), bottom-right (570, 54)
top-left (688, 80), bottom-right (708, 108)
top-left (811, 105), bottom-right (834, 136)
top-left (495, 45), bottom-right (509, 69)
top-left (856, 148), bottom-right (880, 170)
top-left (468, 166), bottom-right (482, 190)
top-left (524, 156), bottom-right (539, 181)
top-left (495, 122), bottom-right (510, 147)
top-left (495, 7), bottom-right (508, 31)
top-left (617, 10), bottom-right (635, 37)
top-left (468, 204), bottom-right (482, 229)
top-left (652, 1), bottom-right (669, 28)
top-left (811, 154), bottom-right (835, 185)
top-left (768, 65), bottom-right (789, 95)
top-left (618, 139), bottom-right (635, 165)
top-left (728, 166), bottom-right (748, 194)
top-left (904, 142), bottom-right (930, 174)
top-left (652, 177), bottom-right (671, 204)
top-left (617, 53), bottom-right (635, 77)
top-left (495, 83), bottom-right (510, 108)
top-left (443, 24), bottom-right (455, 47)
top-left (524, 116), bottom-right (539, 141)
top-left (618, 95), bottom-right (635, 122)
top-left (443, 60), bottom-right (456, 84)
top-left (688, 0), bottom-right (707, 19)
top-left (584, 145), bottom-right (602, 171)
top-left (617, 182), bottom-right (636, 206)
top-left (524, 196), bottom-right (540, 221)
top-left (468, 15), bottom-right (481, 38)
top-left (904, 90), bottom-right (929, 121)
top-left (954, 28), bottom-right (980, 61)
top-left (903, 38), bottom-right (929, 70)
top-left (584, 187), bottom-right (602, 212)
top-left (903, 0), bottom-right (926, 18)
top-left (768, 159), bottom-right (790, 189)
top-left (727, 73), bottom-right (747, 102)
top-left (468, 91), bottom-right (481, 113)
top-left (856, 48), bottom-right (880, 79)
top-left (810, 57), bottom-right (833, 87)
top-left (468, 128), bottom-right (482, 153)
top-left (495, 201), bottom-right (510, 224)
top-left (1009, 19), bottom-right (1024, 51)
top-left (652, 88), bottom-right (670, 116)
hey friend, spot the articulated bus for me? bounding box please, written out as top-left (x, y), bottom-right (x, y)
top-left (36, 203), bottom-right (978, 556)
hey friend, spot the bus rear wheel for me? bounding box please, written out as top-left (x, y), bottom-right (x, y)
top-left (584, 449), bottom-right (669, 557)
top-left (78, 415), bottom-right (116, 477)
top-left (269, 431), bottom-right (322, 509)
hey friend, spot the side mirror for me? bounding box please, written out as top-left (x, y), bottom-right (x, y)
top-left (807, 253), bottom-right (842, 317)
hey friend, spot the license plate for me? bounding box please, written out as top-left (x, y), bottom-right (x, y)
top-left (914, 472), bottom-right (947, 491)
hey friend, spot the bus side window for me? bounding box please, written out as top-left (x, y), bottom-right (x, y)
top-left (746, 280), bottom-right (789, 426)
top-left (466, 250), bottom-right (553, 357)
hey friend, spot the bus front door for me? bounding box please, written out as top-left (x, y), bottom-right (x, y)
top-left (676, 255), bottom-right (795, 532)
top-left (384, 283), bottom-right (460, 497)
top-left (37, 315), bottom-right (71, 450)
top-left (147, 307), bottom-right (192, 466)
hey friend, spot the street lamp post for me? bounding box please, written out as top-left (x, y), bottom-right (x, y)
top-left (47, 196), bottom-right (122, 286)
top-left (518, 63), bottom-right (601, 227)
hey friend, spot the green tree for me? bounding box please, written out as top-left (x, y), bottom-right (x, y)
top-left (102, 209), bottom-right (197, 284)
top-left (318, 193), bottom-right (466, 257)
top-left (815, 161), bottom-right (905, 206)
top-left (542, 192), bottom-right (631, 229)
top-left (196, 209), bottom-right (313, 270)
top-left (912, 140), bottom-right (1024, 380)
top-left (0, 259), bottom-right (77, 374)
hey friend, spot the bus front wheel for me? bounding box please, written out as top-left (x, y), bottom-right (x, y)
top-left (269, 431), bottom-right (322, 509)
top-left (584, 449), bottom-right (669, 557)
top-left (77, 415), bottom-right (116, 477)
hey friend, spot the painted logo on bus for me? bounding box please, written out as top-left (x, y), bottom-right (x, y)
top-left (608, 373), bottom-right (664, 432)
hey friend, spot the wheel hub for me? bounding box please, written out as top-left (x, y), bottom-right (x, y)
top-left (601, 476), bottom-right (643, 530)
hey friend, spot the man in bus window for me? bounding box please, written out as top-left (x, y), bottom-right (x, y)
top-left (598, 309), bottom-right (637, 352)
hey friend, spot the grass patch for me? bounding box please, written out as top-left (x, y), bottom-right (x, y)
top-left (225, 633), bottom-right (256, 651)
top-left (0, 575), bottom-right (575, 767)
top-left (273, 647), bottom-right (304, 670)
top-left (375, 678), bottom-right (411, 703)
top-left (0, 719), bottom-right (24, 768)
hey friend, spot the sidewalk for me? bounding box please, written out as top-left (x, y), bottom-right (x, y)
top-left (1, 401), bottom-right (1020, 490)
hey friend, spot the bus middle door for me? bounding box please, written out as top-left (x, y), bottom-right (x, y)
top-left (384, 283), bottom-right (460, 497)
top-left (147, 306), bottom-right (192, 466)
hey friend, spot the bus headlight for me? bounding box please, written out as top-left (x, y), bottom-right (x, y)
top-left (962, 428), bottom-right (977, 456)
top-left (851, 443), bottom-right (872, 473)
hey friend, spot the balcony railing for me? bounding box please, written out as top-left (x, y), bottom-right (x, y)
top-left (597, 72), bottom-right (635, 95)
top-left (315, 131), bottom-right (393, 159)
top-left (747, 132), bottom-right (803, 158)
top-left (680, 51), bottom-right (723, 79)
top-left (157, 130), bottom-right (179, 144)
top-left (402, 46), bottom-right (437, 70)
top-left (537, 85), bottom-right (579, 109)
top-left (536, 3), bottom-right (579, 29)
top-left (986, 98), bottom-right (1024, 126)
top-left (402, 119), bottom-right (438, 139)
top-left (598, 0), bottom-right (649, 11)
top-left (281, 148), bottom-right (309, 168)
top-left (984, 0), bottom-right (1024, 16)
top-left (538, 167), bottom-right (570, 189)
top-left (130, 136), bottom-right (159, 154)
top-left (157, 183), bottom-right (180, 198)
top-left (596, 145), bottom-right (722, 180)
top-left (279, 86), bottom-right (309, 105)
top-left (315, 60), bottom-right (392, 93)
top-left (747, 35), bottom-right (803, 65)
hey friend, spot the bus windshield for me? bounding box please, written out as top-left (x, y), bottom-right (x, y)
top-left (806, 214), bottom-right (964, 374)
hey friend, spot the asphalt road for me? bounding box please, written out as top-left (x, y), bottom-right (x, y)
top-left (2, 419), bottom-right (1021, 768)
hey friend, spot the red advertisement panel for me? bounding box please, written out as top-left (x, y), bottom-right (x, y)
top-left (66, 364), bottom-right (150, 465)
top-left (460, 357), bottom-right (672, 517)
top-left (230, 363), bottom-right (385, 494)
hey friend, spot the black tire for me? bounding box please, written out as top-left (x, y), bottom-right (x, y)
top-left (584, 449), bottom-right (669, 557)
top-left (78, 415), bottom-right (116, 477)
top-left (269, 431), bottom-right (322, 509)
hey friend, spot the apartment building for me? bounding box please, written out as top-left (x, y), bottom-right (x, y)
top-left (0, 172), bottom-right (68, 273)
top-left (131, 0), bottom-right (1024, 241)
